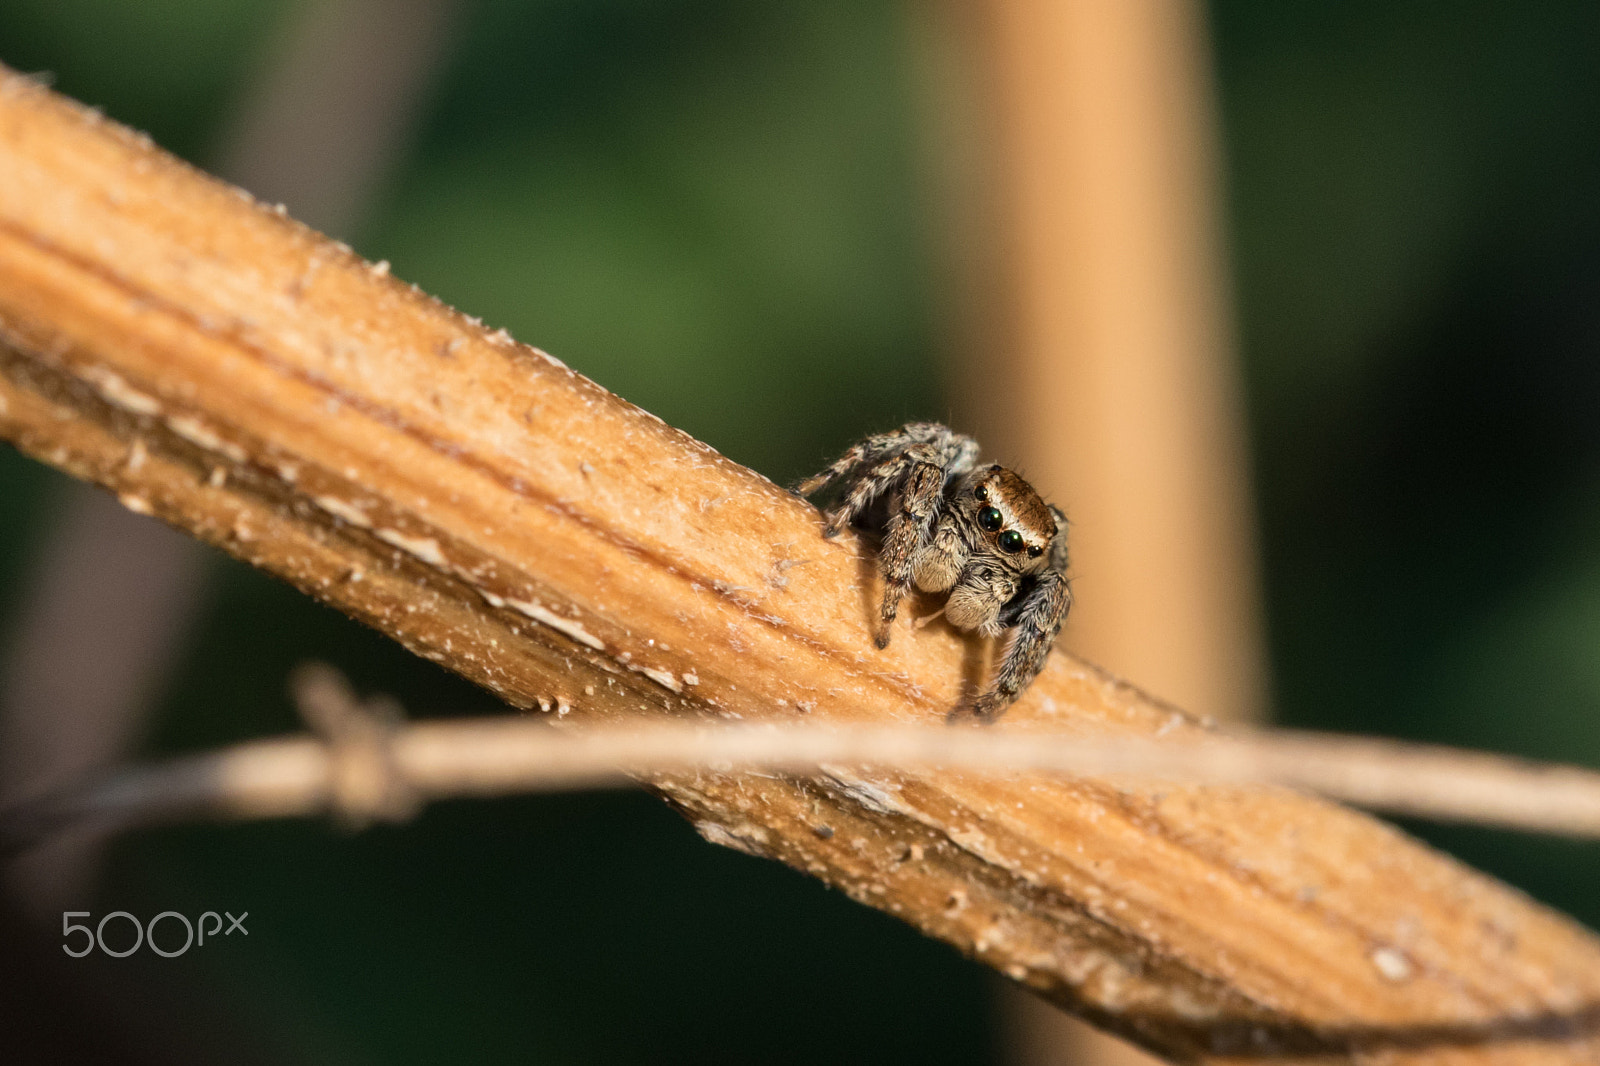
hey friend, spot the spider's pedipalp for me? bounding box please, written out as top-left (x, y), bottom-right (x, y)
top-left (911, 515), bottom-right (967, 594)
top-left (944, 557), bottom-right (1017, 635)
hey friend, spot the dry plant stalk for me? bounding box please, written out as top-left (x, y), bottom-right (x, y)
top-left (0, 66), bottom-right (1596, 1064)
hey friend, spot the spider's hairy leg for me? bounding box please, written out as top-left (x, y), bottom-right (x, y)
top-left (972, 569), bottom-right (1072, 720)
top-left (819, 452), bottom-right (915, 537)
top-left (795, 439), bottom-right (881, 498)
top-left (795, 422), bottom-right (955, 497)
top-left (874, 452), bottom-right (946, 648)
top-left (943, 433), bottom-right (982, 480)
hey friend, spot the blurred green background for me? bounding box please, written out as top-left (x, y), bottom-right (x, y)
top-left (1, 1), bottom-right (1597, 1062)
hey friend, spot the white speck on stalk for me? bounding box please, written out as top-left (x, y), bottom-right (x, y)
top-left (82, 365), bottom-right (160, 415)
top-left (375, 529), bottom-right (446, 567)
top-left (313, 495), bottom-right (372, 528)
top-left (167, 415), bottom-right (247, 462)
top-left (1370, 946), bottom-right (1412, 982)
top-left (505, 598), bottom-right (605, 651)
top-left (635, 665), bottom-right (683, 693)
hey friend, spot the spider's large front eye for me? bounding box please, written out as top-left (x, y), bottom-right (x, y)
top-left (999, 530), bottom-right (1024, 554)
top-left (978, 506), bottom-right (1003, 532)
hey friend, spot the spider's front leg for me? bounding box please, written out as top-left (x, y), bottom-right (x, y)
top-left (815, 451), bottom-right (917, 538)
top-left (971, 569), bottom-right (1072, 719)
top-left (874, 450), bottom-right (946, 648)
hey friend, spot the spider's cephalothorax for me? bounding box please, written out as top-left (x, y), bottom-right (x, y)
top-left (797, 422), bottom-right (1071, 719)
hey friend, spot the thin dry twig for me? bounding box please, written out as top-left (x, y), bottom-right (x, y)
top-left (3, 65), bottom-right (1600, 1064)
top-left (8, 663), bottom-right (1600, 851)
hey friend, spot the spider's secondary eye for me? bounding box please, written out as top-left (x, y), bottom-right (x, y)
top-left (978, 506), bottom-right (1003, 532)
top-left (1027, 544), bottom-right (1043, 558)
top-left (999, 530), bottom-right (1024, 554)
top-left (974, 485), bottom-right (988, 502)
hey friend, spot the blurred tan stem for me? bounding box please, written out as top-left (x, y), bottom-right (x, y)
top-left (964, 0), bottom-right (1264, 725)
top-left (944, 0), bottom-right (1267, 1062)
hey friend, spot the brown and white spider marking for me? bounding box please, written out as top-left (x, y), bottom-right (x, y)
top-left (797, 422), bottom-right (1071, 719)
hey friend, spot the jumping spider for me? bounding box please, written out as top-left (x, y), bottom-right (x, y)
top-left (798, 422), bottom-right (1071, 719)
